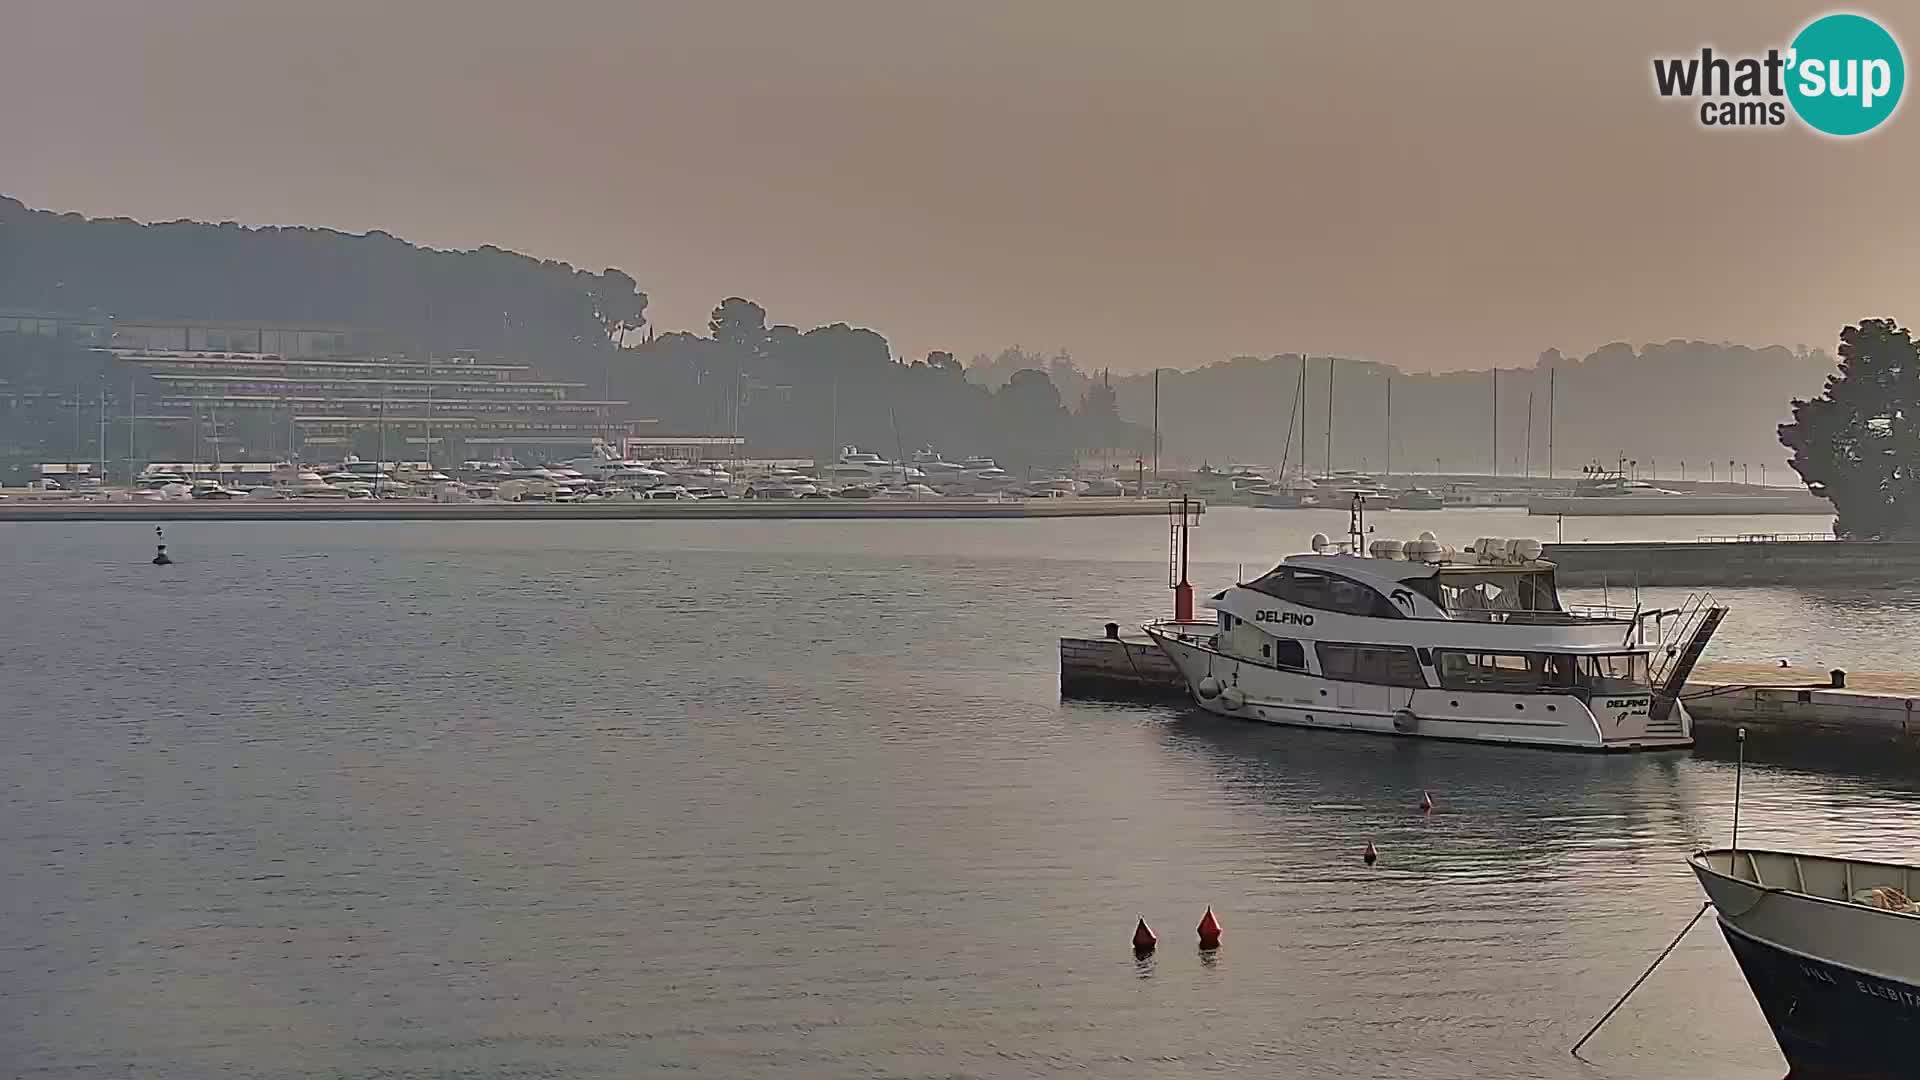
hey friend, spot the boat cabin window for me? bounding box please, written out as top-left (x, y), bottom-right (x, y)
top-left (1578, 653), bottom-right (1650, 694)
top-left (1434, 651), bottom-right (1572, 692)
top-left (1436, 570), bottom-right (1562, 621)
top-left (1396, 575), bottom-right (1444, 609)
top-left (1435, 651), bottom-right (1648, 695)
top-left (1316, 643), bottom-right (1426, 687)
top-left (1273, 638), bottom-right (1306, 670)
top-left (1247, 568), bottom-right (1404, 618)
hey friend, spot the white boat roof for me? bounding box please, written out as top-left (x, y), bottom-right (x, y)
top-left (1281, 553), bottom-right (1554, 579)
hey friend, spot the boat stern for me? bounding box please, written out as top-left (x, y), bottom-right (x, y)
top-left (1593, 692), bottom-right (1694, 751)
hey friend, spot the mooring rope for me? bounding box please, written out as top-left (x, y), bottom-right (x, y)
top-left (1569, 901), bottom-right (1711, 1061)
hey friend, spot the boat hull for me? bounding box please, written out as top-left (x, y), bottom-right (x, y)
top-left (1719, 918), bottom-right (1920, 1078)
top-left (1693, 849), bottom-right (1920, 1079)
top-left (1145, 628), bottom-right (1691, 751)
top-left (1247, 490), bottom-right (1320, 509)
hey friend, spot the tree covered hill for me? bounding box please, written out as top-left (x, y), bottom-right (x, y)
top-left (0, 195), bottom-right (646, 366)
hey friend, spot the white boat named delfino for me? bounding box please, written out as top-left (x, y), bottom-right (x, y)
top-left (1144, 530), bottom-right (1725, 751)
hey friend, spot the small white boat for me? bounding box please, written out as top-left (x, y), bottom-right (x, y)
top-left (1247, 481), bottom-right (1321, 509)
top-left (1691, 848), bottom-right (1920, 1075)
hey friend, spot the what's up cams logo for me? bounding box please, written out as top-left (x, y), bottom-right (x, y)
top-left (1653, 12), bottom-right (1904, 136)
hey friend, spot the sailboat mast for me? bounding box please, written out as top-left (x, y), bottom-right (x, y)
top-left (1279, 355), bottom-right (1304, 478)
top-left (1151, 369), bottom-right (1160, 481)
top-left (1547, 367), bottom-right (1557, 479)
top-left (1297, 357), bottom-right (1306, 479)
top-left (1325, 356), bottom-right (1335, 475)
top-left (1385, 375), bottom-right (1392, 478)
top-left (1490, 368), bottom-right (1499, 477)
top-left (1524, 391), bottom-right (1535, 478)
top-left (890, 408), bottom-right (906, 487)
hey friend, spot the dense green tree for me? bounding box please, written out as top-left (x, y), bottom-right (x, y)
top-left (708, 297), bottom-right (768, 353)
top-left (1779, 318), bottom-right (1920, 538)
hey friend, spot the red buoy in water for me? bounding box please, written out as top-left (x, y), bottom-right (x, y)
top-left (1363, 840), bottom-right (1379, 866)
top-left (1196, 906), bottom-right (1222, 949)
top-left (1133, 917), bottom-right (1157, 952)
top-left (1421, 790), bottom-right (1434, 814)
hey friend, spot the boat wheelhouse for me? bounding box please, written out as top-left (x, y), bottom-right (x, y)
top-left (1144, 533), bottom-right (1725, 751)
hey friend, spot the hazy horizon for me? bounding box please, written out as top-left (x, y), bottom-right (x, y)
top-left (4, 0), bottom-right (1913, 372)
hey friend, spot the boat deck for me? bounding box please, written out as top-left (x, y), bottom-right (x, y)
top-left (1699, 849), bottom-right (1920, 913)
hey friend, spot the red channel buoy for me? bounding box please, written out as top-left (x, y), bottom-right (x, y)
top-left (1363, 840), bottom-right (1379, 866)
top-left (1421, 790), bottom-right (1434, 814)
top-left (1196, 906), bottom-right (1222, 949)
top-left (1133, 917), bottom-right (1158, 952)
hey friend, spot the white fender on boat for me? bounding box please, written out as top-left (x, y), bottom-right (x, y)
top-left (1197, 676), bottom-right (1222, 700)
top-left (1220, 687), bottom-right (1246, 710)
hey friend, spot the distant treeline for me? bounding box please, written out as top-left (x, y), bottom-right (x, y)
top-left (0, 196), bottom-right (1828, 474)
top-left (609, 299), bottom-right (1147, 471)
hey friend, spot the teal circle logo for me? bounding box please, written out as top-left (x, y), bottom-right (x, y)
top-left (1787, 13), bottom-right (1905, 136)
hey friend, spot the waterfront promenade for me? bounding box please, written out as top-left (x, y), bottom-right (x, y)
top-left (0, 495), bottom-right (1195, 523)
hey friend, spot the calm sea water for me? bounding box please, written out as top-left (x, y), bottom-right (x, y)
top-left (4, 508), bottom-right (1917, 1079)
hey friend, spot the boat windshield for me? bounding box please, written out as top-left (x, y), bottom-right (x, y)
top-left (1435, 569), bottom-right (1564, 621)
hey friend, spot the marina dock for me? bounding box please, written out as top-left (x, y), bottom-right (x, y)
top-left (1541, 536), bottom-right (1920, 587)
top-left (0, 495), bottom-right (1199, 523)
top-left (1527, 492), bottom-right (1830, 516)
top-left (1060, 630), bottom-right (1920, 744)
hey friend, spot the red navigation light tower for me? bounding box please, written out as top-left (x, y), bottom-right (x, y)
top-left (1169, 494), bottom-right (1198, 621)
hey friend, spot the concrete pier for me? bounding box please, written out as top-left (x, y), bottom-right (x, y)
top-left (1058, 626), bottom-right (1200, 702)
top-left (1527, 493), bottom-right (1830, 516)
top-left (1538, 537), bottom-right (1920, 588)
top-left (1059, 631), bottom-right (1920, 745)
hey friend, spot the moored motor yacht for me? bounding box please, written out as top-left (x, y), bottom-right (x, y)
top-left (1144, 530), bottom-right (1726, 751)
top-left (1388, 486), bottom-right (1445, 510)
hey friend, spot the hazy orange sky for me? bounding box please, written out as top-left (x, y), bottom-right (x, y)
top-left (3, 1), bottom-right (1913, 371)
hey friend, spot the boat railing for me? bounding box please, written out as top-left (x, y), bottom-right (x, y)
top-left (1441, 604), bottom-right (1636, 625)
top-left (1145, 619), bottom-right (1219, 643)
top-left (1695, 532), bottom-right (1831, 543)
top-left (1647, 591), bottom-right (1717, 680)
top-left (1560, 603), bottom-right (1640, 622)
